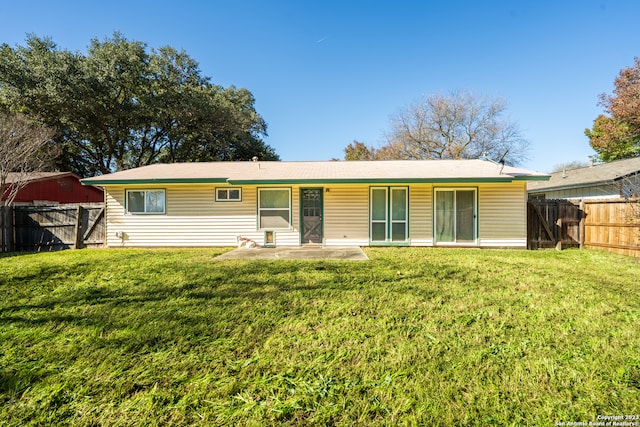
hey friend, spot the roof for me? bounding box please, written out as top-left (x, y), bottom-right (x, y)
top-left (4, 171), bottom-right (79, 185)
top-left (527, 157), bottom-right (640, 193)
top-left (82, 160), bottom-right (549, 185)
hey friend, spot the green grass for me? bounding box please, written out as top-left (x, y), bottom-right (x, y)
top-left (1, 247), bottom-right (639, 426)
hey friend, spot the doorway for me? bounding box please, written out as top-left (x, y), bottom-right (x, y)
top-left (434, 188), bottom-right (477, 244)
top-left (301, 188), bottom-right (323, 244)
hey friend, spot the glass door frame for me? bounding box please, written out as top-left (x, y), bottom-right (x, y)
top-left (433, 187), bottom-right (478, 246)
top-left (300, 187), bottom-right (324, 244)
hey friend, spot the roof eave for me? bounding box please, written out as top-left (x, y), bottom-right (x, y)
top-left (527, 178), bottom-right (617, 193)
top-left (83, 176), bottom-right (548, 186)
top-left (81, 177), bottom-right (229, 185)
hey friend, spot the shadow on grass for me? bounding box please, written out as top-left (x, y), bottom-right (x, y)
top-left (0, 257), bottom-right (460, 369)
top-left (1, 256), bottom-right (469, 318)
top-left (0, 367), bottom-right (50, 396)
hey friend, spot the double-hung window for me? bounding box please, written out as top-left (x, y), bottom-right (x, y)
top-left (126, 189), bottom-right (166, 214)
top-left (258, 188), bottom-right (291, 229)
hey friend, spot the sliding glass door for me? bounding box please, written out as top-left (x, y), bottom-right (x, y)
top-left (435, 189), bottom-right (477, 244)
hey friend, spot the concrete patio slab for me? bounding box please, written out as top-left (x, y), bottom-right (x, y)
top-left (214, 246), bottom-right (369, 260)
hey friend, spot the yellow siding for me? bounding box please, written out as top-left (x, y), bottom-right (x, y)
top-left (323, 185), bottom-right (369, 246)
top-left (323, 184), bottom-right (434, 246)
top-left (105, 184), bottom-right (299, 247)
top-left (409, 184), bottom-right (433, 245)
top-left (478, 182), bottom-right (527, 247)
top-left (103, 181), bottom-right (528, 248)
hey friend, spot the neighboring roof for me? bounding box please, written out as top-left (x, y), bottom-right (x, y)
top-left (4, 171), bottom-right (79, 185)
top-left (527, 157), bottom-right (640, 193)
top-left (82, 160), bottom-right (549, 185)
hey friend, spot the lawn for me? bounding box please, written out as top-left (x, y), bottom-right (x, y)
top-left (0, 247), bottom-right (639, 426)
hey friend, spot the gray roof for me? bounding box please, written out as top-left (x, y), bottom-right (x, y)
top-left (82, 160), bottom-right (549, 185)
top-left (527, 157), bottom-right (640, 193)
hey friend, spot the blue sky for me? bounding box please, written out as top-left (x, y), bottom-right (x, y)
top-left (2, 0), bottom-right (639, 172)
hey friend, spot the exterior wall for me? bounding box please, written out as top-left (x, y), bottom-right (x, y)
top-left (478, 182), bottom-right (527, 247)
top-left (103, 181), bottom-right (528, 248)
top-left (323, 185), bottom-right (369, 246)
top-left (408, 184), bottom-right (433, 246)
top-left (528, 183), bottom-right (621, 200)
top-left (105, 184), bottom-right (299, 247)
top-left (427, 183), bottom-right (527, 248)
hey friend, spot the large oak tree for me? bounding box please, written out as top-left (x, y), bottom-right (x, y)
top-left (0, 33), bottom-right (278, 176)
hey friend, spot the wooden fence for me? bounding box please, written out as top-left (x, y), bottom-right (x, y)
top-left (583, 199), bottom-right (640, 257)
top-left (0, 205), bottom-right (11, 253)
top-left (0, 203), bottom-right (105, 252)
top-left (527, 199), bottom-right (640, 257)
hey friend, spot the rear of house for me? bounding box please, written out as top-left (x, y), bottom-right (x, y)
top-left (83, 160), bottom-right (548, 248)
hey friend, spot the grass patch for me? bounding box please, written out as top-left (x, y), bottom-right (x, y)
top-left (1, 247), bottom-right (639, 425)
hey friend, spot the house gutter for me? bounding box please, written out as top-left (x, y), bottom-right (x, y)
top-left (527, 178), bottom-right (618, 193)
top-left (81, 178), bottom-right (229, 185)
top-left (82, 176), bottom-right (548, 186)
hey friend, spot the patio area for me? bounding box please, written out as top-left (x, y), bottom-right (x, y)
top-left (214, 246), bottom-right (369, 260)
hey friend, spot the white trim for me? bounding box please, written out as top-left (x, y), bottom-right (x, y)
top-left (257, 187), bottom-right (292, 230)
top-left (479, 239), bottom-right (526, 248)
top-left (215, 187), bottom-right (242, 202)
top-left (125, 189), bottom-right (166, 215)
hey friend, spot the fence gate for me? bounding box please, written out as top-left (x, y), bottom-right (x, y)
top-left (527, 200), bottom-right (583, 250)
top-left (2, 203), bottom-right (105, 252)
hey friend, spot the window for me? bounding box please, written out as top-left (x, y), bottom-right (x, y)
top-left (370, 187), bottom-right (408, 243)
top-left (216, 187), bottom-right (241, 201)
top-left (126, 189), bottom-right (166, 214)
top-left (258, 188), bottom-right (291, 229)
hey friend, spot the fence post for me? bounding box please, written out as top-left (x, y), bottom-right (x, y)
top-left (579, 200), bottom-right (586, 249)
top-left (0, 206), bottom-right (6, 252)
top-left (74, 205), bottom-right (85, 249)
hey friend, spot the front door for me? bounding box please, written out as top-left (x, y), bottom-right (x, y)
top-left (301, 188), bottom-right (323, 244)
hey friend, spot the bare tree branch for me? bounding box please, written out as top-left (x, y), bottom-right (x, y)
top-left (384, 90), bottom-right (529, 165)
top-left (0, 111), bottom-right (58, 206)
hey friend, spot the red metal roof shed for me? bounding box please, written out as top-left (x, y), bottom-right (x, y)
top-left (3, 172), bottom-right (103, 204)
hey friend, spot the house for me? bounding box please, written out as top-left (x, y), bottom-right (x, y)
top-left (81, 160), bottom-right (548, 248)
top-left (527, 157), bottom-right (640, 200)
top-left (2, 172), bottom-right (104, 205)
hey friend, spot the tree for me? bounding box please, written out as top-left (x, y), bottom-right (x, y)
top-left (344, 140), bottom-right (378, 160)
top-left (379, 90), bottom-right (529, 165)
top-left (0, 111), bottom-right (57, 206)
top-left (586, 57), bottom-right (640, 162)
top-left (550, 160), bottom-right (591, 173)
top-left (0, 33), bottom-right (278, 177)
